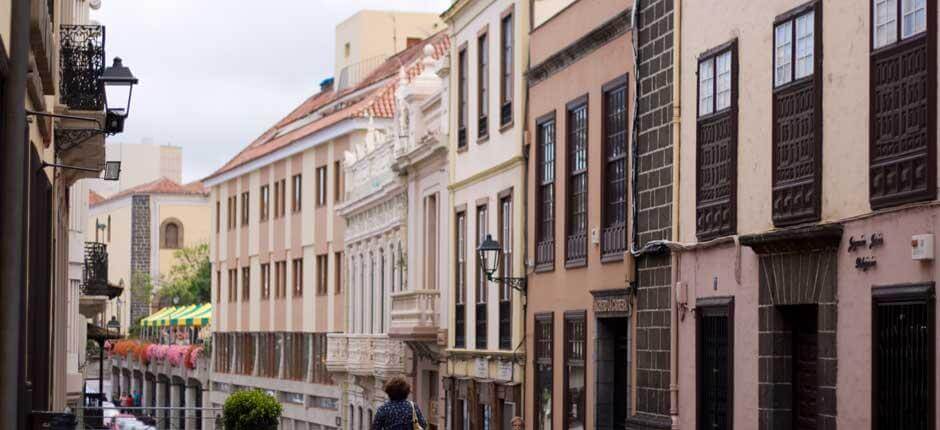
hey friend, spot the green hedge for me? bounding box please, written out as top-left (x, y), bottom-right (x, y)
top-left (222, 389), bottom-right (282, 430)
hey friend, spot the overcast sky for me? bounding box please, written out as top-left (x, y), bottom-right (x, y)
top-left (91, 0), bottom-right (449, 183)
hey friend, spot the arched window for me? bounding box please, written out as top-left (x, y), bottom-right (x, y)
top-left (161, 219), bottom-right (184, 249)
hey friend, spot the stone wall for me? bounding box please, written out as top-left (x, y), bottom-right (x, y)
top-left (130, 195), bottom-right (151, 325)
top-left (630, 0), bottom-right (675, 427)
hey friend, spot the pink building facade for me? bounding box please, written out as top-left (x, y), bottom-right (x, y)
top-left (676, 1), bottom-right (939, 429)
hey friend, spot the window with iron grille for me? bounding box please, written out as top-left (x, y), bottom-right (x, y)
top-left (455, 211), bottom-right (467, 348)
top-left (260, 185), bottom-right (270, 221)
top-left (241, 192), bottom-right (249, 225)
top-left (498, 194), bottom-right (512, 350)
top-left (873, 284), bottom-right (935, 430)
top-left (535, 113), bottom-right (556, 270)
top-left (292, 258), bottom-right (303, 297)
top-left (478, 32), bottom-right (490, 140)
top-left (535, 313), bottom-right (553, 430)
top-left (602, 77), bottom-right (629, 256)
top-left (241, 267), bottom-right (250, 301)
top-left (870, 0), bottom-right (936, 208)
top-left (772, 4), bottom-right (821, 226)
top-left (458, 47), bottom-right (468, 149)
top-left (476, 204), bottom-right (488, 350)
top-left (696, 42), bottom-right (738, 240)
top-left (292, 174), bottom-right (302, 213)
top-left (564, 311), bottom-right (586, 430)
top-left (500, 10), bottom-right (514, 126)
top-left (566, 99), bottom-right (588, 266)
top-left (261, 263), bottom-right (271, 299)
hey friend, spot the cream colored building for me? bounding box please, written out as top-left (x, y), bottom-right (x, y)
top-left (87, 140), bottom-right (183, 197)
top-left (441, 0), bottom-right (529, 427)
top-left (334, 10), bottom-right (443, 91)
top-left (87, 178), bottom-right (211, 334)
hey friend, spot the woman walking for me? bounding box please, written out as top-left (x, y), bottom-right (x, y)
top-left (372, 377), bottom-right (428, 430)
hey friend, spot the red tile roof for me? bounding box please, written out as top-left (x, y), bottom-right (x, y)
top-left (205, 32), bottom-right (450, 181)
top-left (90, 177), bottom-right (208, 207)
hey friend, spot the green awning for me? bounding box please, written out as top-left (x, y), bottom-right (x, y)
top-left (179, 303), bottom-right (212, 327)
top-left (140, 306), bottom-right (176, 327)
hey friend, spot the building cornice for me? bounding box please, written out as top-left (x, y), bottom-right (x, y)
top-left (448, 155), bottom-right (525, 191)
top-left (528, 8), bottom-right (632, 87)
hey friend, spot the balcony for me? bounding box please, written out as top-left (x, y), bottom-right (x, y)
top-left (325, 334), bottom-right (407, 378)
top-left (30, 0), bottom-right (56, 93)
top-left (389, 289), bottom-right (441, 341)
top-left (59, 24), bottom-right (106, 112)
top-left (81, 242), bottom-right (121, 299)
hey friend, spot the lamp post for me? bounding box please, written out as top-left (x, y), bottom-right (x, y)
top-left (99, 57), bottom-right (139, 134)
top-left (476, 234), bottom-right (527, 293)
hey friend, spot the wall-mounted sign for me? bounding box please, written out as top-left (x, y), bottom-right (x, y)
top-left (495, 361), bottom-right (513, 382)
top-left (591, 288), bottom-right (633, 317)
top-left (474, 358), bottom-right (489, 379)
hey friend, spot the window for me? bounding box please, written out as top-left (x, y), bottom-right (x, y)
top-left (535, 313), bottom-right (553, 430)
top-left (216, 270), bottom-right (221, 303)
top-left (535, 114), bottom-right (556, 269)
top-left (317, 254), bottom-right (329, 295)
top-left (236, 333), bottom-right (255, 375)
top-left (107, 215), bottom-right (111, 242)
top-left (564, 311), bottom-right (586, 430)
top-left (292, 258), bottom-right (303, 297)
top-left (163, 221), bottom-right (181, 249)
top-left (334, 160), bottom-right (343, 202)
top-left (458, 47), bottom-right (468, 149)
top-left (772, 5), bottom-right (822, 226)
top-left (276, 179), bottom-right (286, 217)
top-left (258, 333), bottom-right (279, 378)
top-left (873, 284), bottom-right (934, 429)
top-left (228, 269), bottom-right (237, 302)
top-left (284, 333), bottom-right (306, 381)
top-left (499, 11), bottom-right (514, 126)
top-left (696, 42), bottom-right (738, 239)
top-left (216, 201), bottom-right (220, 233)
top-left (406, 37), bottom-right (422, 48)
top-left (260, 185), bottom-right (270, 221)
top-left (566, 98), bottom-right (588, 265)
top-left (241, 267), bottom-right (250, 301)
top-left (316, 166), bottom-right (327, 206)
top-left (311, 333), bottom-right (331, 384)
top-left (275, 261), bottom-right (287, 299)
top-left (292, 174), bottom-right (302, 213)
top-left (475, 204), bottom-right (488, 350)
top-left (241, 192), bottom-right (249, 225)
top-left (424, 194), bottom-right (438, 290)
top-left (261, 263), bottom-right (271, 299)
top-left (869, 0), bottom-right (935, 208)
top-left (335, 251), bottom-right (343, 293)
top-left (602, 78), bottom-right (628, 257)
top-left (227, 196), bottom-right (236, 230)
top-left (478, 32), bottom-right (489, 140)
top-left (455, 210), bottom-right (467, 348)
top-left (498, 194), bottom-right (512, 350)
top-left (775, 9), bottom-right (814, 87)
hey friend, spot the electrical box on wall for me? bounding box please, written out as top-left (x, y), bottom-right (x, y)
top-left (912, 234), bottom-right (934, 261)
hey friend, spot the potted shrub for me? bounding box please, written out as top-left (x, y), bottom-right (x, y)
top-left (222, 389), bottom-right (282, 430)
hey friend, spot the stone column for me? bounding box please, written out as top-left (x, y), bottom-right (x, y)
top-left (142, 377), bottom-right (152, 417)
top-left (169, 382), bottom-right (181, 429)
top-left (184, 384), bottom-right (198, 430)
top-left (155, 379), bottom-right (166, 426)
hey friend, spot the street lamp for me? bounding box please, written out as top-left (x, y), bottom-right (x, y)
top-left (476, 234), bottom-right (526, 293)
top-left (99, 57), bottom-right (139, 134)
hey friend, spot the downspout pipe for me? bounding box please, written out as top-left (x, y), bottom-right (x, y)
top-left (670, 0), bottom-right (682, 428)
top-left (0, 0), bottom-right (31, 427)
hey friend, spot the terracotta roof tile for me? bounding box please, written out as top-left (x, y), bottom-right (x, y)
top-left (205, 32), bottom-right (450, 181)
top-left (90, 177), bottom-right (208, 207)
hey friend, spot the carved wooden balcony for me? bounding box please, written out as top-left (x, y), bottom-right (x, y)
top-left (389, 289), bottom-right (441, 341)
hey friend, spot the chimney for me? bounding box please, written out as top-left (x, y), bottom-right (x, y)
top-left (320, 77), bottom-right (334, 93)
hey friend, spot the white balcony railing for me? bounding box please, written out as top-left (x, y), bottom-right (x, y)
top-left (389, 289), bottom-right (440, 340)
top-left (326, 334), bottom-right (407, 378)
top-left (325, 333), bottom-right (348, 372)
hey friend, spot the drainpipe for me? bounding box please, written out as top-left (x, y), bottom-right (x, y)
top-left (670, 0), bottom-right (683, 428)
top-left (0, 0), bottom-right (31, 427)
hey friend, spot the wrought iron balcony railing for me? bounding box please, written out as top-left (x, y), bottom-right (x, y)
top-left (59, 25), bottom-right (106, 111)
top-left (82, 241), bottom-right (120, 298)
